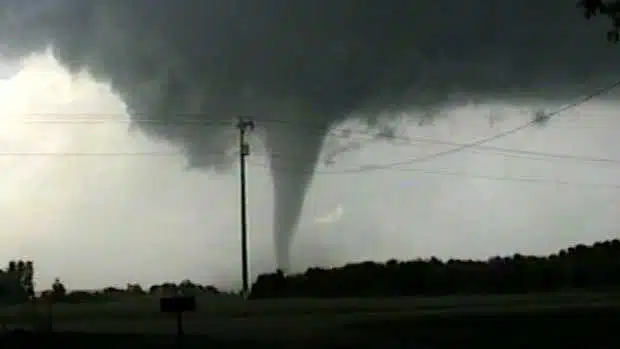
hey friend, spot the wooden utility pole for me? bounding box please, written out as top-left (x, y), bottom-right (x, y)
top-left (237, 117), bottom-right (254, 296)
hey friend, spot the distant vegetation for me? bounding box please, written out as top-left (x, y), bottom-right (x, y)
top-left (1, 272), bottom-right (222, 306)
top-left (250, 239), bottom-right (620, 298)
top-left (35, 279), bottom-right (222, 304)
top-left (1, 239), bottom-right (619, 305)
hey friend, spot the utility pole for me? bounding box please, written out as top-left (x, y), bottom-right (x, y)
top-left (237, 117), bottom-right (254, 296)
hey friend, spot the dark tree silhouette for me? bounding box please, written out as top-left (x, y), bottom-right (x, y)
top-left (148, 281), bottom-right (220, 297)
top-left (126, 283), bottom-right (146, 295)
top-left (250, 239), bottom-right (620, 299)
top-left (578, 0), bottom-right (620, 41)
top-left (0, 259), bottom-right (35, 304)
top-left (23, 261), bottom-right (34, 298)
top-left (50, 278), bottom-right (67, 300)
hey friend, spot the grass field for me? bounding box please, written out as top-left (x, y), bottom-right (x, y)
top-left (1, 290), bottom-right (617, 319)
top-left (0, 291), bottom-right (618, 338)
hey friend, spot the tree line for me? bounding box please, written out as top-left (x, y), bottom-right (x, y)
top-left (1, 273), bottom-right (221, 305)
top-left (249, 239), bottom-right (620, 298)
top-left (0, 239), bottom-right (620, 304)
top-left (1, 239), bottom-right (619, 304)
top-left (38, 279), bottom-right (222, 304)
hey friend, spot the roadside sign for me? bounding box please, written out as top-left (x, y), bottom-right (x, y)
top-left (159, 296), bottom-right (197, 348)
top-left (159, 296), bottom-right (196, 313)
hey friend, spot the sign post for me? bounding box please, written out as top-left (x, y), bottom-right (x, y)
top-left (159, 295), bottom-right (197, 348)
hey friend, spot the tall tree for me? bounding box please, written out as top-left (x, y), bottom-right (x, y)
top-left (0, 259), bottom-right (34, 304)
top-left (24, 261), bottom-right (34, 298)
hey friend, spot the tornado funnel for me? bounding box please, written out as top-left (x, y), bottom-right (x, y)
top-left (264, 124), bottom-right (328, 272)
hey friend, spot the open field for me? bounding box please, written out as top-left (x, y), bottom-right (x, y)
top-left (1, 304), bottom-right (618, 348)
top-left (2, 290), bottom-right (618, 319)
top-left (1, 291), bottom-right (618, 343)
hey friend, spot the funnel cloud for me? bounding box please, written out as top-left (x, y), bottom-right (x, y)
top-left (0, 1), bottom-right (618, 271)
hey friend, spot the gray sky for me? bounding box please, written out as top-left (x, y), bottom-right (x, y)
top-left (0, 53), bottom-right (618, 291)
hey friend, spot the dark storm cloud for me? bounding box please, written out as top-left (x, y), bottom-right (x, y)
top-left (0, 0), bottom-right (617, 270)
top-left (2, 1), bottom-right (617, 119)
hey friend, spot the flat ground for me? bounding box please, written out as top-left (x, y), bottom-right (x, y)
top-left (1, 291), bottom-right (619, 347)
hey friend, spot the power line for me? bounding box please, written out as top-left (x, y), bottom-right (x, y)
top-left (4, 145), bottom-right (618, 172)
top-left (8, 118), bottom-right (620, 167)
top-left (246, 160), bottom-right (620, 189)
top-left (239, 118), bottom-right (620, 167)
top-left (1, 132), bottom-right (619, 174)
top-left (320, 78), bottom-right (620, 173)
top-left (15, 111), bottom-right (620, 122)
top-left (19, 117), bottom-right (233, 126)
top-left (0, 141), bottom-right (617, 189)
top-left (1, 134), bottom-right (619, 173)
top-left (325, 131), bottom-right (620, 167)
top-left (10, 112), bottom-right (620, 166)
top-left (5, 78), bottom-right (620, 169)
top-left (0, 144), bottom-right (613, 189)
top-left (0, 151), bottom-right (188, 156)
top-left (14, 75), bottom-right (620, 131)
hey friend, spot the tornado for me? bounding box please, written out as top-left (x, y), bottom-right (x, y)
top-left (1, 0), bottom-right (620, 273)
top-left (264, 122), bottom-right (329, 272)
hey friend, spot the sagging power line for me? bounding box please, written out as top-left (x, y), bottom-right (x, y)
top-left (247, 159), bottom-right (620, 189)
top-left (6, 76), bottom-right (620, 169)
top-left (2, 78), bottom-right (620, 177)
top-left (4, 121), bottom-right (620, 167)
top-left (324, 77), bottom-right (620, 173)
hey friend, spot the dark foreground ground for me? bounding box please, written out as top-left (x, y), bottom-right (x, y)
top-left (1, 304), bottom-right (618, 348)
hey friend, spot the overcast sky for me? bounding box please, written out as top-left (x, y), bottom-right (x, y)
top-left (0, 53), bottom-right (618, 291)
